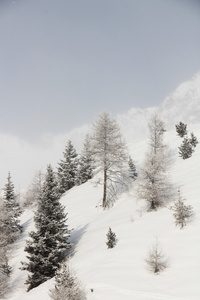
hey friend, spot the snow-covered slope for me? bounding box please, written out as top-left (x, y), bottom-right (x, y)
top-left (6, 123), bottom-right (200, 300)
top-left (4, 72), bottom-right (200, 300)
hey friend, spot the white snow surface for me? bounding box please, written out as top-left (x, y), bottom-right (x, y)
top-left (2, 72), bottom-right (200, 299)
top-left (5, 124), bottom-right (200, 300)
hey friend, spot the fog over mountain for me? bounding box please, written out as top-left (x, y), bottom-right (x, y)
top-left (0, 72), bottom-right (200, 190)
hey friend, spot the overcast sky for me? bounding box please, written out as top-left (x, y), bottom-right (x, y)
top-left (0, 0), bottom-right (200, 142)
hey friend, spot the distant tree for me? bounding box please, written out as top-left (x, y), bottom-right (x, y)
top-left (106, 227), bottom-right (116, 249)
top-left (23, 170), bottom-right (44, 207)
top-left (137, 113), bottom-right (172, 210)
top-left (128, 157), bottom-right (138, 180)
top-left (49, 262), bottom-right (86, 300)
top-left (3, 172), bottom-right (22, 243)
top-left (189, 132), bottom-right (198, 148)
top-left (76, 134), bottom-right (94, 185)
top-left (145, 238), bottom-right (168, 274)
top-left (90, 112), bottom-right (128, 208)
top-left (171, 191), bottom-right (193, 229)
top-left (179, 136), bottom-right (193, 159)
top-left (22, 165), bottom-right (71, 291)
top-left (0, 200), bottom-right (11, 297)
top-left (175, 122), bottom-right (187, 137)
top-left (57, 140), bottom-right (79, 194)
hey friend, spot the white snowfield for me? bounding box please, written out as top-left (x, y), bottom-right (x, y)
top-left (5, 73), bottom-right (200, 300)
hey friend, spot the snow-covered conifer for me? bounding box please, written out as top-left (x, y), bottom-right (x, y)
top-left (179, 136), bottom-right (193, 159)
top-left (22, 165), bottom-right (71, 291)
top-left (128, 157), bottom-right (138, 180)
top-left (3, 172), bottom-right (22, 243)
top-left (189, 132), bottom-right (198, 148)
top-left (49, 262), bottom-right (86, 300)
top-left (175, 121), bottom-right (187, 137)
top-left (106, 227), bottom-right (116, 249)
top-left (171, 191), bottom-right (193, 229)
top-left (57, 140), bottom-right (78, 194)
top-left (145, 238), bottom-right (168, 274)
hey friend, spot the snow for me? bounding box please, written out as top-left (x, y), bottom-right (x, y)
top-left (5, 120), bottom-right (200, 300)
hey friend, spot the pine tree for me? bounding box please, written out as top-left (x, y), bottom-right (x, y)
top-left (175, 121), bottom-right (187, 137)
top-left (171, 191), bottom-right (193, 229)
top-left (57, 140), bottom-right (78, 194)
top-left (49, 262), bottom-right (86, 300)
top-left (179, 136), bottom-right (193, 159)
top-left (106, 227), bottom-right (116, 249)
top-left (3, 172), bottom-right (22, 243)
top-left (137, 113), bottom-right (172, 210)
top-left (128, 157), bottom-right (138, 180)
top-left (189, 132), bottom-right (198, 148)
top-left (76, 134), bottom-right (94, 185)
top-left (22, 165), bottom-right (71, 291)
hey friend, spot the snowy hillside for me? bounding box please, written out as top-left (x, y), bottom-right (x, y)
top-left (2, 72), bottom-right (200, 300)
top-left (6, 123), bottom-right (200, 300)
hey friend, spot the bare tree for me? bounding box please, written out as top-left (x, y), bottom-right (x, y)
top-left (90, 112), bottom-right (128, 208)
top-left (145, 238), bottom-right (168, 274)
top-left (137, 112), bottom-right (173, 210)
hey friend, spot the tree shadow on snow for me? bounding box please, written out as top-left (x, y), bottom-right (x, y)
top-left (67, 224), bottom-right (89, 258)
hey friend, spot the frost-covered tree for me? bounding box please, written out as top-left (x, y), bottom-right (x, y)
top-left (189, 132), bottom-right (198, 148)
top-left (178, 136), bottom-right (193, 159)
top-left (128, 157), bottom-right (138, 180)
top-left (171, 191), bottom-right (193, 229)
top-left (106, 227), bottom-right (116, 249)
top-left (145, 238), bottom-right (168, 274)
top-left (3, 172), bottom-right (22, 243)
top-left (175, 121), bottom-right (187, 137)
top-left (137, 113), bottom-right (172, 210)
top-left (23, 170), bottom-right (44, 207)
top-left (57, 140), bottom-right (78, 194)
top-left (76, 134), bottom-right (94, 185)
top-left (49, 262), bottom-right (86, 300)
top-left (22, 165), bottom-right (71, 291)
top-left (90, 112), bottom-right (128, 208)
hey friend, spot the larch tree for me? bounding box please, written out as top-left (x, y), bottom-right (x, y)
top-left (22, 165), bottom-right (71, 291)
top-left (90, 112), bottom-right (128, 208)
top-left (57, 140), bottom-right (79, 194)
top-left (137, 112), bottom-right (172, 210)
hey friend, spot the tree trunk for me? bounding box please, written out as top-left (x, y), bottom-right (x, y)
top-left (103, 168), bottom-right (107, 208)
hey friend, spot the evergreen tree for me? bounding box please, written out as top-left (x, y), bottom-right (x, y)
top-left (179, 136), bottom-right (193, 159)
top-left (76, 134), bottom-right (94, 185)
top-left (175, 121), bottom-right (187, 137)
top-left (106, 227), bottom-right (116, 249)
top-left (171, 191), bottom-right (193, 229)
top-left (3, 172), bottom-right (22, 243)
top-left (49, 262), bottom-right (86, 300)
top-left (57, 140), bottom-right (78, 194)
top-left (22, 165), bottom-right (71, 291)
top-left (137, 113), bottom-right (172, 210)
top-left (189, 132), bottom-right (198, 148)
top-left (128, 157), bottom-right (138, 180)
top-left (145, 238), bottom-right (168, 274)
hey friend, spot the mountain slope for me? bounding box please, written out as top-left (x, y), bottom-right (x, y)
top-left (6, 121), bottom-right (200, 300)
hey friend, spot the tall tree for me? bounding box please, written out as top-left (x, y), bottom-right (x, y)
top-left (57, 140), bottom-right (78, 194)
top-left (137, 113), bottom-right (172, 210)
top-left (76, 134), bottom-right (94, 185)
top-left (3, 172), bottom-right (22, 243)
top-left (90, 112), bottom-right (128, 208)
top-left (22, 165), bottom-right (71, 291)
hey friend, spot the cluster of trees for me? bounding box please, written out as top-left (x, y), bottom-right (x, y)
top-left (176, 121), bottom-right (198, 159)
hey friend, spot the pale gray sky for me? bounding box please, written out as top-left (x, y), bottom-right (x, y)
top-left (1, 0), bottom-right (200, 142)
